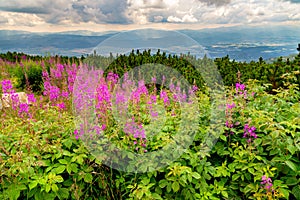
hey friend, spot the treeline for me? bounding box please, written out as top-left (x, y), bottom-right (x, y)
top-left (0, 51), bottom-right (83, 65)
top-left (85, 49), bottom-right (300, 91)
top-left (0, 50), bottom-right (299, 93)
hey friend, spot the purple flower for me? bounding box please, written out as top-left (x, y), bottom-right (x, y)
top-left (226, 103), bottom-right (236, 109)
top-left (49, 86), bottom-right (60, 101)
top-left (236, 83), bottom-right (246, 94)
top-left (18, 103), bottom-right (29, 117)
top-left (61, 91), bottom-right (69, 98)
top-left (151, 77), bottom-right (156, 83)
top-left (107, 72), bottom-right (119, 85)
top-left (160, 90), bottom-right (170, 106)
top-left (243, 124), bottom-right (257, 142)
top-left (192, 85), bottom-right (198, 92)
top-left (123, 121), bottom-right (146, 139)
top-left (74, 129), bottom-right (79, 140)
top-left (56, 102), bottom-right (65, 110)
top-left (27, 93), bottom-right (36, 104)
top-left (1, 79), bottom-right (13, 94)
top-left (93, 125), bottom-right (101, 135)
top-left (261, 175), bottom-right (273, 191)
top-left (150, 95), bottom-right (157, 104)
top-left (10, 93), bottom-right (20, 110)
top-left (225, 120), bottom-right (233, 128)
top-left (151, 111), bottom-right (158, 118)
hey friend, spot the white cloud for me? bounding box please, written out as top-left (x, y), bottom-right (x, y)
top-left (167, 16), bottom-right (182, 23)
top-left (167, 14), bottom-right (198, 23)
top-left (0, 0), bottom-right (300, 30)
top-left (0, 11), bottom-right (45, 26)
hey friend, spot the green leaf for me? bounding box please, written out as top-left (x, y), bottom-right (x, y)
top-left (285, 160), bottom-right (298, 172)
top-left (191, 172), bottom-right (201, 179)
top-left (54, 175), bottom-right (64, 183)
top-left (136, 190), bottom-right (144, 199)
top-left (45, 184), bottom-right (51, 193)
top-left (55, 165), bottom-right (66, 174)
top-left (172, 181), bottom-right (180, 193)
top-left (151, 193), bottom-right (162, 200)
top-left (51, 184), bottom-right (59, 193)
top-left (221, 191), bottom-right (228, 198)
top-left (232, 174), bottom-right (240, 181)
top-left (34, 191), bottom-right (44, 200)
top-left (292, 185), bottom-right (300, 200)
top-left (57, 188), bottom-right (69, 199)
top-left (29, 181), bottom-right (38, 190)
top-left (279, 188), bottom-right (289, 199)
top-left (63, 139), bottom-right (73, 149)
top-left (287, 145), bottom-right (297, 155)
top-left (248, 168), bottom-right (254, 174)
top-left (219, 135), bottom-right (227, 141)
top-left (254, 138), bottom-right (262, 146)
top-left (58, 159), bottom-right (68, 165)
top-left (286, 177), bottom-right (299, 186)
top-left (71, 163), bottom-right (78, 173)
top-left (84, 173), bottom-right (93, 183)
top-left (159, 180), bottom-right (168, 188)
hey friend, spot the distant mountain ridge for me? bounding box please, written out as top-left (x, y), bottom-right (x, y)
top-left (0, 25), bottom-right (299, 62)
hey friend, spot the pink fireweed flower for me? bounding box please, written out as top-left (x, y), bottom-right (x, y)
top-left (18, 103), bottom-right (29, 117)
top-left (74, 129), bottom-right (79, 140)
top-left (243, 124), bottom-right (257, 142)
top-left (169, 83), bottom-right (175, 92)
top-left (150, 111), bottom-right (159, 118)
top-left (261, 175), bottom-right (273, 191)
top-left (101, 124), bottom-right (106, 131)
top-left (192, 85), bottom-right (198, 92)
top-left (1, 79), bottom-right (13, 94)
top-left (51, 68), bottom-right (62, 79)
top-left (49, 86), bottom-right (60, 101)
top-left (61, 91), bottom-right (69, 98)
top-left (131, 80), bottom-right (148, 103)
top-left (151, 77), bottom-right (156, 84)
top-left (56, 102), bottom-right (65, 110)
top-left (107, 72), bottom-right (119, 86)
top-left (225, 120), bottom-right (233, 128)
top-left (10, 93), bottom-right (20, 110)
top-left (150, 95), bottom-right (157, 104)
top-left (236, 83), bottom-right (246, 94)
top-left (226, 103), bottom-right (236, 110)
top-left (160, 90), bottom-right (170, 106)
top-left (124, 121), bottom-right (146, 139)
top-left (92, 125), bottom-right (102, 135)
top-left (27, 93), bottom-right (36, 104)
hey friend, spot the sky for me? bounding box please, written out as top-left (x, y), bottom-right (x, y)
top-left (0, 0), bottom-right (300, 32)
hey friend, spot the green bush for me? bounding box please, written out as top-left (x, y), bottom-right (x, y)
top-left (1, 76), bottom-right (300, 199)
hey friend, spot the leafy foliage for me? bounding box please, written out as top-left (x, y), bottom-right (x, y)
top-left (0, 51), bottom-right (300, 199)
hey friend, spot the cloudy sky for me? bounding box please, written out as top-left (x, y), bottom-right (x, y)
top-left (0, 0), bottom-right (300, 32)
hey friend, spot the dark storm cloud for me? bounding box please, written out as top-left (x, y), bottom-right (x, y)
top-left (0, 0), bottom-right (130, 25)
top-left (0, 6), bottom-right (49, 14)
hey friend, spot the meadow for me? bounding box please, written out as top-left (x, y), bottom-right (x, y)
top-left (0, 51), bottom-right (300, 200)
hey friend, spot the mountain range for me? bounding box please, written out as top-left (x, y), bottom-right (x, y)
top-left (0, 25), bottom-right (299, 62)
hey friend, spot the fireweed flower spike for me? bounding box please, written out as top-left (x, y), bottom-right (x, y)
top-left (243, 124), bottom-right (257, 143)
top-left (226, 102), bottom-right (236, 110)
top-left (1, 79), bottom-right (14, 93)
top-left (261, 175), bottom-right (273, 191)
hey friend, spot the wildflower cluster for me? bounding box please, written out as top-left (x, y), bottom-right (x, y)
top-left (243, 124), bottom-right (257, 143)
top-left (261, 175), bottom-right (273, 191)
